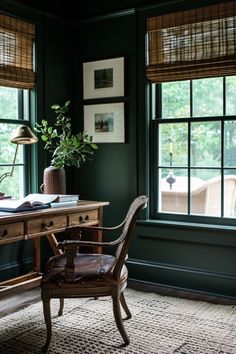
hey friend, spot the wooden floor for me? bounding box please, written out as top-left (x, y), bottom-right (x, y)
top-left (0, 287), bottom-right (40, 318)
top-left (0, 280), bottom-right (235, 318)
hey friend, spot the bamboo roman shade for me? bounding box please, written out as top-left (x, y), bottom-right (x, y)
top-left (0, 14), bottom-right (35, 89)
top-left (146, 1), bottom-right (236, 83)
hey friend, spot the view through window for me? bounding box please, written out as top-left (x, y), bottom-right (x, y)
top-left (152, 76), bottom-right (236, 218)
top-left (0, 86), bottom-right (30, 199)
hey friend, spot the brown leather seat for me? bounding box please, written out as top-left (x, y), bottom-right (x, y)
top-left (42, 253), bottom-right (128, 287)
top-left (41, 195), bottom-right (148, 353)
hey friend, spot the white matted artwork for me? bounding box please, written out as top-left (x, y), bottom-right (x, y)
top-left (83, 57), bottom-right (124, 99)
top-left (84, 103), bottom-right (125, 143)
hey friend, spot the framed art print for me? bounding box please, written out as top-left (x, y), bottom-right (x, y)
top-left (83, 57), bottom-right (124, 99)
top-left (84, 102), bottom-right (125, 143)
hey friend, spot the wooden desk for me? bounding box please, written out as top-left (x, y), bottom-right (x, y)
top-left (0, 200), bottom-right (109, 298)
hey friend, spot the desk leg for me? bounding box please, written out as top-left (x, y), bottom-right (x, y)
top-left (47, 233), bottom-right (63, 256)
top-left (93, 207), bottom-right (103, 254)
top-left (33, 237), bottom-right (41, 273)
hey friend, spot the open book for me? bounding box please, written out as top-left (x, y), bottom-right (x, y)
top-left (0, 193), bottom-right (79, 212)
top-left (23, 193), bottom-right (79, 204)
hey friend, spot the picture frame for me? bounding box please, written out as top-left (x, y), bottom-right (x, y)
top-left (83, 57), bottom-right (124, 100)
top-left (84, 102), bottom-right (125, 143)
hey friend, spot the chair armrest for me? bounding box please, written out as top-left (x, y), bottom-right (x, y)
top-left (72, 218), bottom-right (126, 232)
top-left (58, 237), bottom-right (121, 251)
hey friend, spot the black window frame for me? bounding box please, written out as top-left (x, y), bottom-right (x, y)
top-left (0, 87), bottom-right (32, 198)
top-left (150, 77), bottom-right (236, 227)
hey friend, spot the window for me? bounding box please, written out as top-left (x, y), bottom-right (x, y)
top-left (146, 1), bottom-right (236, 221)
top-left (0, 87), bottom-right (31, 199)
top-left (0, 14), bottom-right (35, 199)
top-left (151, 76), bottom-right (236, 219)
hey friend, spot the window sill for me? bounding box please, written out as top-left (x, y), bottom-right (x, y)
top-left (137, 219), bottom-right (236, 232)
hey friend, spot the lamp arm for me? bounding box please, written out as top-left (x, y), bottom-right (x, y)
top-left (0, 144), bottom-right (19, 184)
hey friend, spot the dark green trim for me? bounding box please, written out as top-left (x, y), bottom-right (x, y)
top-left (1, 0), bottom-right (75, 24)
top-left (77, 8), bottom-right (136, 25)
top-left (127, 258), bottom-right (236, 298)
top-left (136, 221), bottom-right (236, 247)
top-left (137, 219), bottom-right (236, 233)
top-left (0, 258), bottom-right (34, 282)
top-left (128, 277), bottom-right (236, 300)
top-left (136, 0), bottom-right (185, 12)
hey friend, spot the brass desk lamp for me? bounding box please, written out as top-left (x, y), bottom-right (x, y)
top-left (0, 125), bottom-right (38, 190)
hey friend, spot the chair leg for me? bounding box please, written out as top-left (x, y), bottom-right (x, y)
top-left (112, 297), bottom-right (130, 345)
top-left (42, 298), bottom-right (52, 353)
top-left (58, 298), bottom-right (64, 316)
top-left (120, 292), bottom-right (132, 320)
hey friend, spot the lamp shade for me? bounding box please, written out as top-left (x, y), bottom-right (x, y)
top-left (10, 125), bottom-right (38, 145)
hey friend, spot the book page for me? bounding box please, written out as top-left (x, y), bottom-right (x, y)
top-left (0, 199), bottom-right (32, 210)
top-left (23, 194), bottom-right (59, 204)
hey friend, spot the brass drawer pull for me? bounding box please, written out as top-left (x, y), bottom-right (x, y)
top-left (79, 215), bottom-right (90, 223)
top-left (0, 229), bottom-right (8, 238)
top-left (41, 221), bottom-right (54, 230)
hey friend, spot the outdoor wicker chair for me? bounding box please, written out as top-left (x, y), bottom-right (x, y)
top-left (161, 175), bottom-right (236, 216)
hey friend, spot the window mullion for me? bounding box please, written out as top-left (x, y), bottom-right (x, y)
top-left (17, 90), bottom-right (23, 120)
top-left (155, 84), bottom-right (162, 216)
top-left (188, 121), bottom-right (191, 215)
top-left (221, 77), bottom-right (226, 217)
top-left (221, 119), bottom-right (224, 217)
top-left (188, 80), bottom-right (193, 215)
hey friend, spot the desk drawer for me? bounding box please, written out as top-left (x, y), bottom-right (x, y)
top-left (27, 215), bottom-right (67, 235)
top-left (69, 209), bottom-right (98, 226)
top-left (0, 222), bottom-right (24, 242)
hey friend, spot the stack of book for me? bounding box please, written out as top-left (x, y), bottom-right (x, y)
top-left (50, 194), bottom-right (79, 208)
top-left (0, 193), bottom-right (79, 212)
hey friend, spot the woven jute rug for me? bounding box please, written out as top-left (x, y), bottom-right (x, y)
top-left (0, 288), bottom-right (236, 354)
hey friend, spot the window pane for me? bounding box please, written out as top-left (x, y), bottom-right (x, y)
top-left (0, 124), bottom-right (23, 164)
top-left (191, 121), bottom-right (221, 167)
top-left (156, 76), bottom-right (236, 220)
top-left (159, 168), bottom-right (188, 214)
top-left (159, 123), bottom-right (188, 167)
top-left (224, 171), bottom-right (236, 218)
top-left (190, 170), bottom-right (221, 216)
top-left (0, 124), bottom-right (24, 198)
top-left (224, 120), bottom-right (236, 167)
top-left (193, 78), bottom-right (223, 117)
top-left (162, 81), bottom-right (190, 118)
top-left (226, 76), bottom-right (236, 115)
top-left (0, 87), bottom-right (18, 119)
top-left (0, 166), bottom-right (24, 199)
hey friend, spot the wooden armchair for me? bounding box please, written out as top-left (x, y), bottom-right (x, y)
top-left (41, 195), bottom-right (148, 353)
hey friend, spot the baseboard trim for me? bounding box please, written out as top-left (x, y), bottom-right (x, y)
top-left (127, 258), bottom-right (236, 298)
top-left (127, 278), bottom-right (236, 302)
top-left (0, 259), bottom-right (33, 282)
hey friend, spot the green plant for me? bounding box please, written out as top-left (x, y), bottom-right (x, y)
top-left (34, 100), bottom-right (97, 169)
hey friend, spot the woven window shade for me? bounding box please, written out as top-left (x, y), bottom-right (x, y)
top-left (146, 1), bottom-right (236, 83)
top-left (0, 14), bottom-right (35, 89)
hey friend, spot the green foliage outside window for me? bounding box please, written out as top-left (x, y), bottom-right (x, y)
top-left (0, 87), bottom-right (23, 199)
top-left (160, 77), bottom-right (236, 180)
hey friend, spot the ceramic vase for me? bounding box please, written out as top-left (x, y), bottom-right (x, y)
top-left (40, 166), bottom-right (66, 194)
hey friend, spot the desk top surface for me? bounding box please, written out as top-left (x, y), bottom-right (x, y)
top-left (0, 200), bottom-right (109, 224)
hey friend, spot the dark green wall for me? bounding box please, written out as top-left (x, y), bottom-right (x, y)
top-left (0, 0), bottom-right (74, 280)
top-left (1, 0), bottom-right (236, 299)
top-left (72, 0), bottom-right (236, 299)
top-left (72, 11), bottom-right (138, 226)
